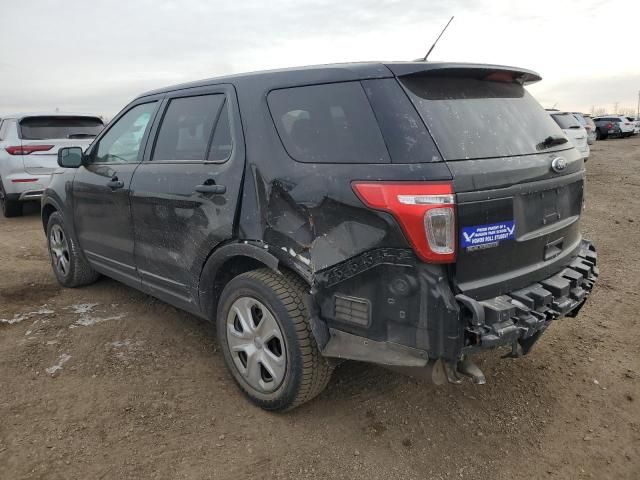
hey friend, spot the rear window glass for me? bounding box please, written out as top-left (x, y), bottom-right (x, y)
top-left (572, 114), bottom-right (587, 126)
top-left (268, 82), bottom-right (390, 164)
top-left (400, 76), bottom-right (566, 160)
top-left (19, 116), bottom-right (104, 140)
top-left (552, 113), bottom-right (581, 129)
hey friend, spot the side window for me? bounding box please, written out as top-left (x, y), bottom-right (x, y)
top-left (362, 78), bottom-right (441, 163)
top-left (207, 101), bottom-right (233, 162)
top-left (91, 103), bottom-right (156, 164)
top-left (152, 94), bottom-right (224, 161)
top-left (267, 82), bottom-right (391, 164)
top-left (0, 120), bottom-right (17, 141)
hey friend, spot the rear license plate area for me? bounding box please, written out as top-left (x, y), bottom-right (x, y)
top-left (513, 181), bottom-right (583, 237)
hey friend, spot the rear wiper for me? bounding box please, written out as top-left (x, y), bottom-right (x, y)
top-left (538, 135), bottom-right (568, 150)
top-left (67, 133), bottom-right (97, 139)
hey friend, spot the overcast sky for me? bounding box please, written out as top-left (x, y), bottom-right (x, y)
top-left (1, 0), bottom-right (639, 118)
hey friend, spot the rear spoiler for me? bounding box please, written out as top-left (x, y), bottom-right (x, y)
top-left (384, 62), bottom-right (542, 86)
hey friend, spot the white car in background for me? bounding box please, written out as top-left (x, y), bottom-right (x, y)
top-left (548, 111), bottom-right (590, 161)
top-left (625, 116), bottom-right (640, 134)
top-left (0, 113), bottom-right (104, 217)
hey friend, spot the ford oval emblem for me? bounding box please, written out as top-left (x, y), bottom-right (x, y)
top-left (551, 157), bottom-right (567, 173)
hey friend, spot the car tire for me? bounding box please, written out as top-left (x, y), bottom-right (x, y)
top-left (217, 268), bottom-right (332, 411)
top-left (46, 211), bottom-right (100, 287)
top-left (0, 181), bottom-right (23, 218)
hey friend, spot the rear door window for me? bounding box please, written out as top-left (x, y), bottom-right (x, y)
top-left (19, 116), bottom-right (104, 140)
top-left (400, 75), bottom-right (567, 160)
top-left (207, 101), bottom-right (233, 162)
top-left (153, 94), bottom-right (225, 161)
top-left (268, 82), bottom-right (390, 164)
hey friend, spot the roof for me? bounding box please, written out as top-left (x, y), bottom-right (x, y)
top-left (1, 112), bottom-right (104, 121)
top-left (139, 61), bottom-right (542, 98)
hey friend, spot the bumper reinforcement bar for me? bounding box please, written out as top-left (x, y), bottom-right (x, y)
top-left (457, 240), bottom-right (598, 355)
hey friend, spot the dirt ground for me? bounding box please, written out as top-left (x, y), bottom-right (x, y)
top-left (1, 139), bottom-right (638, 480)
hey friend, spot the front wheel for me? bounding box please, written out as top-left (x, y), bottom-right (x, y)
top-left (217, 269), bottom-right (332, 411)
top-left (47, 212), bottom-right (100, 287)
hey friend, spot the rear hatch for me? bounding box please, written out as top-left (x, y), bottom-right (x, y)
top-left (19, 116), bottom-right (104, 174)
top-left (397, 67), bottom-right (586, 299)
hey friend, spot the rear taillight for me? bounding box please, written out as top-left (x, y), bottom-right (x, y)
top-left (352, 182), bottom-right (456, 263)
top-left (607, 123), bottom-right (613, 129)
top-left (5, 145), bottom-right (54, 155)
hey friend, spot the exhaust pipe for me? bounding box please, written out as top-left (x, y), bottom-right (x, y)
top-left (384, 356), bottom-right (486, 385)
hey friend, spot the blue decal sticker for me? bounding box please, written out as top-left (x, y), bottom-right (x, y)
top-left (461, 221), bottom-right (516, 250)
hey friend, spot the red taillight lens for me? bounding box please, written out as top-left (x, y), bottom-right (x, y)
top-left (5, 145), bottom-right (54, 155)
top-left (11, 178), bottom-right (39, 183)
top-left (352, 182), bottom-right (456, 263)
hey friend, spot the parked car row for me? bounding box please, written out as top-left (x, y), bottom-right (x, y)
top-left (543, 109), bottom-right (639, 163)
top-left (592, 115), bottom-right (639, 140)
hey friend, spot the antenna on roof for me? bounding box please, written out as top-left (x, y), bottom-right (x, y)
top-left (422, 16), bottom-right (454, 62)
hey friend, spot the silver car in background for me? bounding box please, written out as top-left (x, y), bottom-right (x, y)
top-left (0, 113), bottom-right (104, 217)
top-left (573, 112), bottom-right (597, 145)
top-left (548, 111), bottom-right (590, 160)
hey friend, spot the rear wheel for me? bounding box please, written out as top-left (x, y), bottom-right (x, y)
top-left (217, 269), bottom-right (332, 411)
top-left (47, 212), bottom-right (100, 287)
top-left (0, 181), bottom-right (23, 218)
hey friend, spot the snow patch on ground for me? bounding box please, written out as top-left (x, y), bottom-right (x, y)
top-left (0, 306), bottom-right (55, 325)
top-left (66, 303), bottom-right (127, 328)
top-left (72, 314), bottom-right (126, 328)
top-left (68, 303), bottom-right (99, 315)
top-left (45, 353), bottom-right (71, 375)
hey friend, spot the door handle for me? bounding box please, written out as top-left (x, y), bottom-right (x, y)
top-left (195, 181), bottom-right (226, 195)
top-left (107, 176), bottom-right (124, 190)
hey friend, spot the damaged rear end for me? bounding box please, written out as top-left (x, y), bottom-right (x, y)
top-left (306, 63), bottom-right (598, 383)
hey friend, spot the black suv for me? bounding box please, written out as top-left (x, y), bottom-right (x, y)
top-left (43, 62), bottom-right (598, 411)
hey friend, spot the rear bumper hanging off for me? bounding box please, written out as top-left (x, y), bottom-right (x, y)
top-left (457, 240), bottom-right (598, 355)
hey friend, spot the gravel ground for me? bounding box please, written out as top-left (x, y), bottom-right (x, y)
top-left (0, 139), bottom-right (638, 480)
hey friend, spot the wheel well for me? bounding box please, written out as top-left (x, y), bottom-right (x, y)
top-left (205, 254), bottom-right (309, 321)
top-left (208, 256), bottom-right (270, 320)
top-left (41, 203), bottom-right (57, 231)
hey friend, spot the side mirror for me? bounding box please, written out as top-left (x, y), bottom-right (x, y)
top-left (58, 147), bottom-right (84, 168)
